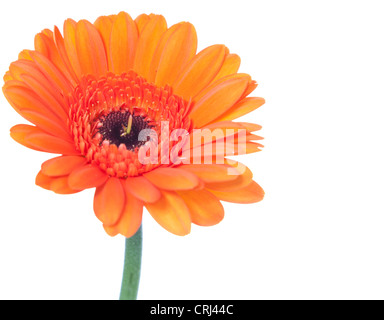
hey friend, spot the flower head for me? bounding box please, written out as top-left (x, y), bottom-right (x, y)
top-left (3, 12), bottom-right (265, 237)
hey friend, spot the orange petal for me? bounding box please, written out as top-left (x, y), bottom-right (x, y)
top-left (36, 170), bottom-right (55, 190)
top-left (94, 178), bottom-right (125, 226)
top-left (145, 190), bottom-right (191, 236)
top-left (3, 84), bottom-right (67, 123)
top-left (18, 50), bottom-right (33, 61)
top-left (68, 164), bottom-right (108, 190)
top-left (35, 171), bottom-right (78, 194)
top-left (205, 162), bottom-right (253, 191)
top-left (53, 26), bottom-right (79, 85)
top-left (19, 73), bottom-right (69, 118)
top-left (35, 30), bottom-right (76, 86)
top-left (213, 97), bottom-right (265, 122)
top-left (212, 53), bottom-right (241, 82)
top-left (180, 164), bottom-right (237, 183)
top-left (34, 32), bottom-right (51, 58)
top-left (188, 138), bottom-right (259, 162)
top-left (202, 121), bottom-right (259, 140)
top-left (144, 167), bottom-right (199, 190)
top-left (103, 225), bottom-right (119, 237)
top-left (133, 15), bottom-right (167, 79)
top-left (10, 124), bottom-right (46, 151)
top-left (187, 122), bottom-right (252, 152)
top-left (147, 23), bottom-right (181, 82)
top-left (134, 14), bottom-right (150, 34)
top-left (213, 141), bottom-right (263, 156)
top-left (241, 80), bottom-right (258, 100)
top-left (110, 12), bottom-right (138, 74)
top-left (9, 59), bottom-right (43, 83)
top-left (125, 176), bottom-right (161, 203)
top-left (154, 22), bottom-right (197, 87)
top-left (2, 79), bottom-right (25, 91)
top-left (41, 155), bottom-right (87, 176)
top-left (94, 16), bottom-right (114, 70)
top-left (50, 176), bottom-right (79, 194)
top-left (178, 189), bottom-right (224, 226)
top-left (34, 31), bottom-right (63, 69)
top-left (36, 171), bottom-right (60, 192)
top-left (76, 20), bottom-right (108, 77)
top-left (189, 74), bottom-right (250, 127)
top-left (30, 51), bottom-right (73, 95)
top-left (19, 110), bottom-right (71, 141)
top-left (3, 71), bottom-right (13, 82)
top-left (246, 133), bottom-right (264, 142)
top-left (236, 122), bottom-right (262, 132)
top-left (25, 132), bottom-right (79, 155)
top-left (104, 186), bottom-right (143, 238)
top-left (63, 18), bottom-right (82, 79)
top-left (208, 180), bottom-right (264, 204)
top-left (200, 120), bottom-right (248, 130)
top-left (245, 142), bottom-right (263, 154)
top-left (173, 45), bottom-right (226, 99)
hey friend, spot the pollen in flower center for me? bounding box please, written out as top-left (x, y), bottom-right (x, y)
top-left (97, 110), bottom-right (153, 151)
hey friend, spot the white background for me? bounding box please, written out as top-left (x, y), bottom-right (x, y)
top-left (0, 0), bottom-right (384, 300)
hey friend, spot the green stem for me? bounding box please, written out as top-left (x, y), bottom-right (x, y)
top-left (119, 225), bottom-right (142, 300)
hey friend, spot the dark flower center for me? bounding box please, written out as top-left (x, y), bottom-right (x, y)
top-left (97, 111), bottom-right (153, 150)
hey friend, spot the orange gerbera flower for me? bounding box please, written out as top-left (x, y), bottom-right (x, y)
top-left (3, 12), bottom-right (265, 237)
